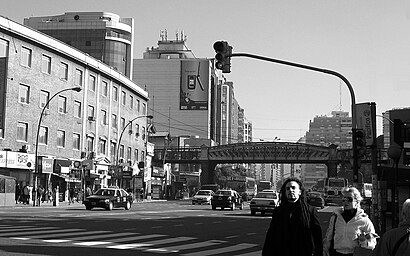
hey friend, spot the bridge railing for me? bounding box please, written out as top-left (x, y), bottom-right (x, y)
top-left (153, 147), bottom-right (202, 163)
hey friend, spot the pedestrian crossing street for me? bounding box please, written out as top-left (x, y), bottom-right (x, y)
top-left (0, 224), bottom-right (261, 255)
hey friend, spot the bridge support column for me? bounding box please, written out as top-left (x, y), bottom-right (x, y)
top-left (326, 162), bottom-right (338, 177)
top-left (200, 161), bottom-right (217, 185)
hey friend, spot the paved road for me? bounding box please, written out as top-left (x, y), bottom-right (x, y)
top-left (0, 200), bottom-right (337, 256)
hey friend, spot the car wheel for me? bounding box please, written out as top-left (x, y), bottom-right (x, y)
top-left (192, 202), bottom-right (195, 205)
top-left (85, 205), bottom-right (92, 211)
top-left (212, 206), bottom-right (216, 210)
top-left (239, 202), bottom-right (243, 210)
top-left (251, 210), bottom-right (256, 216)
top-left (231, 203), bottom-right (235, 211)
top-left (125, 201), bottom-right (131, 210)
top-left (107, 202), bottom-right (113, 211)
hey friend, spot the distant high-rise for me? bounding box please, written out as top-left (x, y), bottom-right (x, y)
top-left (24, 12), bottom-right (134, 79)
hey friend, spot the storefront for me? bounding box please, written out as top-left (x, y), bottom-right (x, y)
top-left (0, 150), bottom-right (35, 188)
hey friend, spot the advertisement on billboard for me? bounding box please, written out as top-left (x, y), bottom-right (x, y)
top-left (0, 151), bottom-right (35, 169)
top-left (180, 60), bottom-right (209, 110)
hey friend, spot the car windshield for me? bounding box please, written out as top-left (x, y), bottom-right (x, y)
top-left (196, 191), bottom-right (211, 196)
top-left (256, 193), bottom-right (277, 199)
top-left (95, 189), bottom-right (115, 196)
top-left (215, 190), bottom-right (232, 196)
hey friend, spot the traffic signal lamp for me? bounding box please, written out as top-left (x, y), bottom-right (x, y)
top-left (213, 41), bottom-right (232, 73)
top-left (354, 129), bottom-right (366, 158)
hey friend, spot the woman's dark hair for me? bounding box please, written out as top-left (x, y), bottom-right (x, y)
top-left (279, 177), bottom-right (311, 227)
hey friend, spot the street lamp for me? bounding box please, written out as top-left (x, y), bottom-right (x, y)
top-left (115, 115), bottom-right (154, 165)
top-left (33, 86), bottom-right (82, 207)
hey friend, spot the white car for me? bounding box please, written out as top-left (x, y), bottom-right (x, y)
top-left (250, 191), bottom-right (279, 215)
top-left (192, 190), bottom-right (214, 205)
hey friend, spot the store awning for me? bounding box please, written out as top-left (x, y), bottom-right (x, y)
top-left (50, 173), bottom-right (81, 183)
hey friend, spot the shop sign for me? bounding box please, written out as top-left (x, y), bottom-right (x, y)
top-left (41, 158), bottom-right (54, 174)
top-left (0, 151), bottom-right (35, 169)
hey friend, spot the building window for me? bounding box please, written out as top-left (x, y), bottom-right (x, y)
top-left (89, 75), bottom-right (96, 92)
top-left (57, 130), bottom-right (66, 147)
top-left (19, 84), bottom-right (30, 104)
top-left (21, 46), bottom-right (32, 67)
top-left (98, 138), bottom-right (107, 155)
top-left (134, 149), bottom-right (139, 162)
top-left (141, 151), bottom-right (145, 162)
top-left (0, 128), bottom-right (3, 139)
top-left (135, 124), bottom-right (140, 137)
top-left (136, 99), bottom-right (140, 112)
top-left (88, 105), bottom-right (95, 119)
top-left (101, 110), bottom-right (107, 125)
top-left (74, 100), bottom-right (81, 118)
top-left (142, 126), bottom-right (146, 140)
top-left (121, 91), bottom-right (126, 105)
top-left (75, 69), bottom-right (83, 87)
top-left (38, 126), bottom-right (48, 145)
top-left (73, 133), bottom-right (81, 150)
top-left (127, 147), bottom-right (132, 161)
top-left (119, 145), bottom-right (125, 160)
top-left (142, 103), bottom-right (147, 115)
top-left (40, 90), bottom-right (50, 109)
top-left (110, 141), bottom-right (116, 162)
top-left (112, 114), bottom-right (118, 128)
top-left (41, 54), bottom-right (51, 74)
top-left (87, 136), bottom-right (94, 152)
top-left (101, 81), bottom-right (108, 96)
top-left (17, 122), bottom-right (28, 142)
top-left (112, 86), bottom-right (118, 101)
top-left (120, 117), bottom-right (125, 130)
top-left (58, 95), bottom-right (67, 113)
top-left (60, 62), bottom-right (68, 80)
top-left (129, 95), bottom-right (134, 109)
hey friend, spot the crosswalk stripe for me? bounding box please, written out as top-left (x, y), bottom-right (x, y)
top-left (107, 243), bottom-right (153, 249)
top-left (153, 240), bottom-right (226, 252)
top-left (181, 243), bottom-right (258, 256)
top-left (43, 239), bottom-right (72, 243)
top-left (234, 250), bottom-right (262, 256)
top-left (74, 241), bottom-right (112, 246)
top-left (0, 227), bottom-right (59, 233)
top-left (143, 236), bottom-right (196, 246)
top-left (106, 234), bottom-right (166, 243)
top-left (29, 230), bottom-right (110, 239)
top-left (0, 225), bottom-right (34, 229)
top-left (0, 228), bottom-right (82, 237)
top-left (77, 232), bottom-right (137, 241)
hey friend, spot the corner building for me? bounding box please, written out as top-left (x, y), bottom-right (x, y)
top-left (24, 12), bottom-right (134, 79)
top-left (0, 16), bottom-right (149, 200)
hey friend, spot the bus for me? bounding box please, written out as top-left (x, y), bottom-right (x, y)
top-left (314, 177), bottom-right (348, 196)
top-left (219, 176), bottom-right (257, 200)
top-left (257, 180), bottom-right (272, 192)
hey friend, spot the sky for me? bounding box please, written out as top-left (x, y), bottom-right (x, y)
top-left (4, 0), bottom-right (410, 142)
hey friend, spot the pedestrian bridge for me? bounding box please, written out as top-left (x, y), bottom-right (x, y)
top-left (153, 142), bottom-right (348, 183)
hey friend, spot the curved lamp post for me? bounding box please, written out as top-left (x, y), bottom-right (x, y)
top-left (115, 115), bottom-right (154, 166)
top-left (33, 86), bottom-right (82, 206)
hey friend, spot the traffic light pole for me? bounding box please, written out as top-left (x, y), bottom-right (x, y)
top-left (229, 52), bottom-right (359, 185)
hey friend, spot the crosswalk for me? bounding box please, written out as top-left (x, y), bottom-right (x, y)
top-left (0, 224), bottom-right (261, 255)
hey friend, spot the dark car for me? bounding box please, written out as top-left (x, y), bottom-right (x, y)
top-left (307, 192), bottom-right (325, 209)
top-left (83, 187), bottom-right (133, 211)
top-left (250, 191), bottom-right (278, 215)
top-left (211, 189), bottom-right (243, 210)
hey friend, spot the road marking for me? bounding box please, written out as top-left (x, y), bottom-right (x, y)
top-left (143, 236), bottom-right (196, 246)
top-left (0, 228), bottom-right (82, 237)
top-left (235, 250), bottom-right (262, 256)
top-left (10, 237), bottom-right (30, 240)
top-left (74, 241), bottom-right (112, 246)
top-left (153, 240), bottom-right (226, 253)
top-left (0, 226), bottom-right (59, 233)
top-left (182, 243), bottom-right (258, 256)
top-left (79, 232), bottom-right (137, 241)
top-left (43, 239), bottom-right (71, 243)
top-left (29, 230), bottom-right (110, 239)
top-left (107, 243), bottom-right (152, 249)
top-left (106, 234), bottom-right (166, 243)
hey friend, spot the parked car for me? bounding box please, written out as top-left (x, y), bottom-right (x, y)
top-left (211, 189), bottom-right (243, 210)
top-left (192, 190), bottom-right (214, 205)
top-left (250, 191), bottom-right (278, 215)
top-left (324, 194), bottom-right (343, 206)
top-left (307, 191), bottom-right (325, 209)
top-left (83, 187), bottom-right (133, 211)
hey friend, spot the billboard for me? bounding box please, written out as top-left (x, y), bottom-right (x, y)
top-left (180, 60), bottom-right (209, 110)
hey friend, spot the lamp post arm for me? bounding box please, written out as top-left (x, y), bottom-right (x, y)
top-left (230, 52), bottom-right (358, 183)
top-left (116, 120), bottom-right (133, 165)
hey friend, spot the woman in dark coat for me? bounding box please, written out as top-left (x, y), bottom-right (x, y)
top-left (262, 177), bottom-right (323, 256)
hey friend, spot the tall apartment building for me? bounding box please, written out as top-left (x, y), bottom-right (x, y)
top-left (302, 111), bottom-right (352, 188)
top-left (24, 12), bottom-right (134, 79)
top-left (0, 16), bottom-right (149, 195)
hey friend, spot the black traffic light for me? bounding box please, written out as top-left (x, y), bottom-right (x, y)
top-left (354, 129), bottom-right (366, 158)
top-left (213, 41), bottom-right (232, 73)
